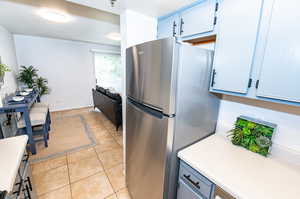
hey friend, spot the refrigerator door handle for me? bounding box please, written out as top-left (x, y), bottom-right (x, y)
top-left (128, 98), bottom-right (164, 119)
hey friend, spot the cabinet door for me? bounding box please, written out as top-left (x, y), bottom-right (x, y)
top-left (157, 14), bottom-right (180, 39)
top-left (256, 0), bottom-right (300, 103)
top-left (180, 0), bottom-right (217, 37)
top-left (177, 179), bottom-right (204, 199)
top-left (211, 0), bottom-right (263, 94)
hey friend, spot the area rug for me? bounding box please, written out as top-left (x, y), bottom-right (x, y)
top-left (30, 114), bottom-right (96, 163)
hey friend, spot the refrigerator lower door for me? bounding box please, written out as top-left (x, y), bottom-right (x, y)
top-left (126, 99), bottom-right (172, 199)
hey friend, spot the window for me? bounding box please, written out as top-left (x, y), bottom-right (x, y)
top-left (94, 52), bottom-right (122, 93)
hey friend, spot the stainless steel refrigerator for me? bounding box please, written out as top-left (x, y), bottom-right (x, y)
top-left (126, 37), bottom-right (220, 199)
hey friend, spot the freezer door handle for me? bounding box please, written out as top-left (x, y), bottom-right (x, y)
top-left (128, 98), bottom-right (164, 119)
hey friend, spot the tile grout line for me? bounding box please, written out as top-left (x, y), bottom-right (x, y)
top-left (37, 184), bottom-right (70, 198)
top-left (94, 147), bottom-right (118, 196)
top-left (66, 155), bottom-right (73, 199)
top-left (69, 171), bottom-right (104, 186)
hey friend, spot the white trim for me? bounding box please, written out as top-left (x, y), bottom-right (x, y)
top-left (90, 49), bottom-right (121, 55)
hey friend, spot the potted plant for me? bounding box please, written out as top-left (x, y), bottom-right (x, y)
top-left (17, 65), bottom-right (50, 97)
top-left (17, 65), bottom-right (38, 88)
top-left (34, 76), bottom-right (50, 96)
top-left (0, 62), bottom-right (11, 84)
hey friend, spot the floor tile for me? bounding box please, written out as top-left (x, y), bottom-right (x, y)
top-left (93, 127), bottom-right (112, 138)
top-left (114, 136), bottom-right (123, 146)
top-left (103, 121), bottom-right (115, 131)
top-left (38, 185), bottom-right (71, 199)
top-left (116, 188), bottom-right (131, 199)
top-left (97, 148), bottom-right (123, 170)
top-left (31, 155), bottom-right (67, 175)
top-left (89, 122), bottom-right (105, 129)
top-left (105, 194), bottom-right (118, 199)
top-left (94, 133), bottom-right (115, 145)
top-left (95, 138), bottom-right (121, 153)
top-left (67, 147), bottom-right (97, 164)
top-left (33, 165), bottom-right (69, 196)
top-left (106, 164), bottom-right (125, 191)
top-left (68, 156), bottom-right (104, 183)
top-left (71, 172), bottom-right (114, 199)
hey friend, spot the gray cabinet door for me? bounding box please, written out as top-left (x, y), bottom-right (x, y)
top-left (256, 0), bottom-right (300, 103)
top-left (157, 14), bottom-right (180, 39)
top-left (180, 0), bottom-right (217, 37)
top-left (211, 0), bottom-right (263, 94)
top-left (177, 179), bottom-right (204, 199)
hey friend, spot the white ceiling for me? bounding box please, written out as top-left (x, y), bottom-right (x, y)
top-left (0, 0), bottom-right (120, 46)
top-left (67, 0), bottom-right (198, 17)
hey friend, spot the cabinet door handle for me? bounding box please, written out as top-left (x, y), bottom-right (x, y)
top-left (211, 69), bottom-right (217, 87)
top-left (180, 18), bottom-right (184, 35)
top-left (173, 21), bottom-right (177, 36)
top-left (183, 174), bottom-right (201, 189)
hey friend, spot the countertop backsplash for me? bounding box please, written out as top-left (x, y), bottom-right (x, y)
top-left (216, 95), bottom-right (300, 166)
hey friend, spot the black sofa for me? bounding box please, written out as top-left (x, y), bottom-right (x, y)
top-left (92, 86), bottom-right (122, 130)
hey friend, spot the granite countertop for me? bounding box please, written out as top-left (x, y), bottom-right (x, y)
top-left (178, 134), bottom-right (300, 199)
top-left (0, 135), bottom-right (28, 193)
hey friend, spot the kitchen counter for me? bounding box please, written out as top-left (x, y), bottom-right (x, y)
top-left (178, 134), bottom-right (300, 199)
top-left (0, 135), bottom-right (28, 193)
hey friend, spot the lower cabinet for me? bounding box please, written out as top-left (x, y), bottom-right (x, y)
top-left (177, 179), bottom-right (204, 199)
top-left (177, 161), bottom-right (214, 199)
top-left (177, 160), bottom-right (235, 199)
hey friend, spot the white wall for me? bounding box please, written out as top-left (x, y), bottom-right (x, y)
top-left (14, 35), bottom-right (120, 111)
top-left (120, 10), bottom-right (157, 168)
top-left (216, 95), bottom-right (300, 165)
top-left (0, 26), bottom-right (19, 105)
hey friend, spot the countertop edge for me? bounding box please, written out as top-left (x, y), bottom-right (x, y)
top-left (0, 135), bottom-right (28, 193)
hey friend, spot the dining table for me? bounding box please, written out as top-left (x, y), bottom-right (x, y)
top-left (0, 91), bottom-right (40, 154)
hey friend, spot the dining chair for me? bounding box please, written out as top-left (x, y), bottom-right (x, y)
top-left (17, 103), bottom-right (51, 148)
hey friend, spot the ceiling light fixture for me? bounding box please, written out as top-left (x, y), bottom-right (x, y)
top-left (37, 8), bottom-right (71, 23)
top-left (106, 32), bottom-right (121, 41)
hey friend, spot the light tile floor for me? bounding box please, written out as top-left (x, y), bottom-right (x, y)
top-left (31, 108), bottom-right (131, 199)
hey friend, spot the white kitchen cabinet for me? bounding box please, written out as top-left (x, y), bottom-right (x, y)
top-left (157, 14), bottom-right (180, 39)
top-left (210, 0), bottom-right (264, 94)
top-left (179, 0), bottom-right (217, 38)
top-left (256, 0), bottom-right (300, 103)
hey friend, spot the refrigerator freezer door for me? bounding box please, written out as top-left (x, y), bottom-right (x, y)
top-left (126, 99), bottom-right (172, 199)
top-left (126, 38), bottom-right (178, 115)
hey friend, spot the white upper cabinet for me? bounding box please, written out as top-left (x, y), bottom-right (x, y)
top-left (157, 14), bottom-right (180, 39)
top-left (179, 0), bottom-right (217, 37)
top-left (256, 0), bottom-right (300, 103)
top-left (211, 0), bottom-right (263, 94)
